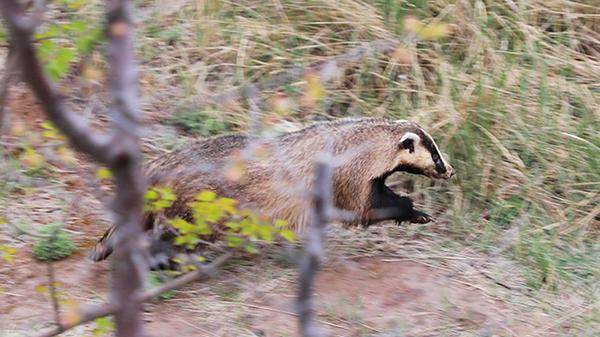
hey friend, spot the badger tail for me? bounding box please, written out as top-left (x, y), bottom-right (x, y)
top-left (89, 225), bottom-right (117, 261)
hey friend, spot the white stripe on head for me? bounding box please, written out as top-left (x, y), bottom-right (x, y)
top-left (423, 130), bottom-right (449, 168)
top-left (400, 132), bottom-right (420, 144)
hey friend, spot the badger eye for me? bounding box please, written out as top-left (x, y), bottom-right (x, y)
top-left (400, 138), bottom-right (415, 153)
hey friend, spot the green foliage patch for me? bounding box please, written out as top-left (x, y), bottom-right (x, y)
top-left (143, 186), bottom-right (295, 257)
top-left (32, 224), bottom-right (76, 261)
top-left (168, 108), bottom-right (230, 136)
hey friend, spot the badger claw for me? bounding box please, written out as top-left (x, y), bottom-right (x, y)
top-left (410, 210), bottom-right (434, 224)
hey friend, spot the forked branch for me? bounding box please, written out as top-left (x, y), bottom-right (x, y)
top-left (1, 1), bottom-right (148, 336)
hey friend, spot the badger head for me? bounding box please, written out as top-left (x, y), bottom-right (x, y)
top-left (387, 122), bottom-right (455, 180)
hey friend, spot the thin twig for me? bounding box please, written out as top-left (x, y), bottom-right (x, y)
top-left (137, 250), bottom-right (234, 301)
top-left (47, 261), bottom-right (61, 325)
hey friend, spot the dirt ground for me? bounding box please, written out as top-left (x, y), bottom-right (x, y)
top-left (0, 87), bottom-right (587, 337)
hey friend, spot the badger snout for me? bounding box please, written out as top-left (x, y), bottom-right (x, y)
top-left (430, 164), bottom-right (454, 179)
top-left (445, 165), bottom-right (455, 179)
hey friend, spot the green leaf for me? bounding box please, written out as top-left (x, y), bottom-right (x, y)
top-left (274, 219), bottom-right (288, 228)
top-left (279, 229), bottom-right (296, 242)
top-left (144, 190), bottom-right (159, 200)
top-left (226, 235), bottom-right (242, 247)
top-left (64, 20), bottom-right (86, 33)
top-left (244, 244), bottom-right (259, 254)
top-left (152, 199), bottom-right (172, 210)
top-left (174, 236), bottom-right (188, 246)
top-left (216, 197), bottom-right (237, 213)
top-left (225, 221), bottom-right (241, 230)
top-left (96, 168), bottom-right (112, 179)
top-left (196, 221), bottom-right (213, 235)
top-left (92, 317), bottom-right (115, 336)
top-left (257, 225), bottom-right (273, 242)
top-left (55, 48), bottom-right (75, 76)
top-left (32, 224), bottom-right (76, 261)
top-left (159, 188), bottom-right (176, 201)
top-left (197, 190), bottom-right (216, 202)
top-left (75, 26), bottom-right (103, 54)
top-left (170, 218), bottom-right (195, 233)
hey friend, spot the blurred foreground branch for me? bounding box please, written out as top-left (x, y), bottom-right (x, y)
top-left (297, 158), bottom-right (332, 337)
top-left (297, 152), bottom-right (359, 337)
top-left (0, 0), bottom-right (147, 336)
top-left (0, 46), bottom-right (15, 132)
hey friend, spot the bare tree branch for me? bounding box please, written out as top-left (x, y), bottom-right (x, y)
top-left (36, 302), bottom-right (119, 337)
top-left (103, 1), bottom-right (147, 336)
top-left (297, 156), bottom-right (334, 337)
top-left (0, 46), bottom-right (16, 132)
top-left (1, 1), bottom-right (147, 336)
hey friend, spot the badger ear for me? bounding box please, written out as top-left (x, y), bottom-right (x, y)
top-left (400, 132), bottom-right (419, 153)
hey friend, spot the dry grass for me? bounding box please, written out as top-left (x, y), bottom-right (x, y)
top-left (0, 0), bottom-right (599, 336)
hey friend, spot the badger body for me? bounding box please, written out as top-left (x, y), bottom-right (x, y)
top-left (91, 118), bottom-right (454, 261)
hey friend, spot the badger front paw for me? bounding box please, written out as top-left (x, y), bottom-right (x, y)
top-left (410, 210), bottom-right (434, 224)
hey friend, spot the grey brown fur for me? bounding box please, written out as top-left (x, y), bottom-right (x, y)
top-left (91, 118), bottom-right (454, 262)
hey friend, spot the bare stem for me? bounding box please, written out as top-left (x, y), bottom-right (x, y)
top-left (47, 261), bottom-right (61, 325)
top-left (297, 158), bottom-right (334, 337)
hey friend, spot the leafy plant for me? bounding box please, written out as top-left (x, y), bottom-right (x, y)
top-left (34, 13), bottom-right (103, 80)
top-left (168, 109), bottom-right (229, 136)
top-left (142, 186), bottom-right (296, 255)
top-left (32, 224), bottom-right (76, 261)
top-left (144, 186), bottom-right (177, 212)
top-left (170, 190), bottom-right (295, 254)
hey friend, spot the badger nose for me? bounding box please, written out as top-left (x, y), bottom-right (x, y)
top-left (447, 166), bottom-right (455, 178)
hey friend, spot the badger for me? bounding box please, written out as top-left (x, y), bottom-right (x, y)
top-left (90, 117), bottom-right (454, 262)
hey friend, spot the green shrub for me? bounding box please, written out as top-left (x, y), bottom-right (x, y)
top-left (32, 224), bottom-right (76, 261)
top-left (168, 108), bottom-right (229, 136)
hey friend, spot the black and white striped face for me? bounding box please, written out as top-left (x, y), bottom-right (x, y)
top-left (393, 128), bottom-right (454, 180)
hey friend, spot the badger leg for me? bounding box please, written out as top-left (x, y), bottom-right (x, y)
top-left (146, 220), bottom-right (185, 270)
top-left (364, 179), bottom-right (433, 226)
